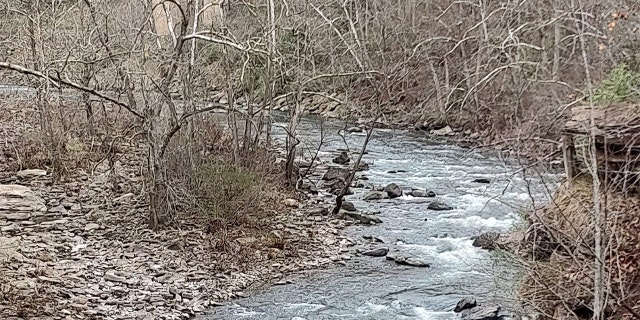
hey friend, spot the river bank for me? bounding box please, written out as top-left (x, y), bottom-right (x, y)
top-left (0, 100), bottom-right (353, 319)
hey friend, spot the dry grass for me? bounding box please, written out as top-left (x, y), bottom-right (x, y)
top-left (518, 175), bottom-right (640, 319)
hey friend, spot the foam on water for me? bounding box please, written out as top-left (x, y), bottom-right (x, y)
top-left (413, 307), bottom-right (455, 319)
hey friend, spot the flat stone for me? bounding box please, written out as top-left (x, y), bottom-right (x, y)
top-left (362, 247), bottom-right (389, 257)
top-left (386, 253), bottom-right (430, 267)
top-left (16, 169), bottom-right (47, 179)
top-left (410, 189), bottom-right (436, 198)
top-left (341, 211), bottom-right (382, 224)
top-left (363, 191), bottom-right (388, 201)
top-left (84, 223), bottom-right (100, 231)
top-left (428, 201), bottom-right (453, 211)
top-left (282, 199), bottom-right (300, 208)
top-left (4, 212), bottom-right (31, 220)
top-left (0, 185), bottom-right (47, 213)
top-left (104, 272), bottom-right (127, 283)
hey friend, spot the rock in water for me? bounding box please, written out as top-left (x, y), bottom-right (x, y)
top-left (332, 151), bottom-right (350, 165)
top-left (353, 162), bottom-right (369, 171)
top-left (383, 183), bottom-right (403, 198)
top-left (363, 191), bottom-right (389, 201)
top-left (342, 211), bottom-right (382, 224)
top-left (386, 253), bottom-right (430, 267)
top-left (323, 167), bottom-right (350, 181)
top-left (472, 232), bottom-right (501, 250)
top-left (428, 201), bottom-right (453, 211)
top-left (410, 189), bottom-right (436, 198)
top-left (472, 178), bottom-right (491, 184)
top-left (362, 247), bottom-right (389, 257)
top-left (460, 304), bottom-right (502, 320)
top-left (454, 297), bottom-right (477, 312)
top-left (341, 201), bottom-right (356, 212)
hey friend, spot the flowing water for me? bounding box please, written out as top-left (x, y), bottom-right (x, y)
top-left (201, 115), bottom-right (562, 320)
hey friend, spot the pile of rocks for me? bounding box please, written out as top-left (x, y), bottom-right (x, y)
top-left (0, 158), bottom-right (347, 319)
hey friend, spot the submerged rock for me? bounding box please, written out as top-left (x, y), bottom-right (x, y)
top-left (362, 247), bottom-right (389, 257)
top-left (472, 232), bottom-right (500, 250)
top-left (385, 253), bottom-right (430, 267)
top-left (383, 183), bottom-right (403, 198)
top-left (427, 201), bottom-right (453, 211)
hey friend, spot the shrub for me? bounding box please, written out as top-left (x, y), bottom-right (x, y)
top-left (593, 63), bottom-right (640, 104)
top-left (195, 159), bottom-right (262, 230)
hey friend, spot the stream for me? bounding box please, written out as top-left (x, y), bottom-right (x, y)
top-left (200, 115), bottom-right (561, 320)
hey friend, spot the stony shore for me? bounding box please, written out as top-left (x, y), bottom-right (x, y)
top-left (0, 160), bottom-right (353, 320)
top-left (0, 105), bottom-right (353, 320)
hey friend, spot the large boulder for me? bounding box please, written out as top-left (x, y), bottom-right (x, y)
top-left (383, 183), bottom-right (403, 198)
top-left (472, 232), bottom-right (501, 250)
top-left (332, 151), bottom-right (350, 165)
top-left (322, 167), bottom-right (350, 181)
top-left (0, 185), bottom-right (46, 220)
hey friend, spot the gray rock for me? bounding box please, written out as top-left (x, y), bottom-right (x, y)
top-left (454, 297), bottom-right (477, 312)
top-left (472, 232), bottom-right (500, 250)
top-left (0, 185), bottom-right (46, 216)
top-left (342, 211), bottom-right (382, 224)
top-left (460, 304), bottom-right (502, 320)
top-left (431, 125), bottom-right (453, 136)
top-left (472, 178), bottom-right (491, 184)
top-left (307, 208), bottom-right (329, 216)
top-left (332, 151), bottom-right (350, 165)
top-left (84, 223), bottom-right (101, 231)
top-left (346, 127), bottom-right (363, 133)
top-left (386, 253), bottom-right (430, 267)
top-left (353, 162), bottom-right (369, 171)
top-left (363, 191), bottom-right (389, 201)
top-left (341, 201), bottom-right (356, 212)
top-left (362, 247), bottom-right (389, 257)
top-left (104, 272), bottom-right (127, 283)
top-left (322, 167), bottom-right (350, 181)
top-left (428, 201), bottom-right (453, 211)
top-left (4, 212), bottom-right (31, 220)
top-left (383, 183), bottom-right (403, 198)
top-left (16, 169), bottom-right (47, 179)
top-left (410, 189), bottom-right (436, 198)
